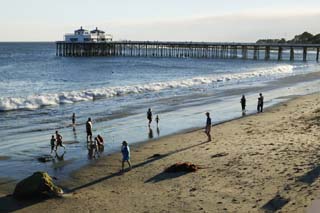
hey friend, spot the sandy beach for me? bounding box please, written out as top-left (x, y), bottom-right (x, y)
top-left (1, 93), bottom-right (320, 213)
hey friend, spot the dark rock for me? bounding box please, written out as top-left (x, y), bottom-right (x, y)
top-left (13, 171), bottom-right (63, 199)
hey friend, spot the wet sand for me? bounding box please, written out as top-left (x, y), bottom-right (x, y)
top-left (0, 93), bottom-right (320, 213)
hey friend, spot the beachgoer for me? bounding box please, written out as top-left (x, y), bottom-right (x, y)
top-left (205, 112), bottom-right (212, 142)
top-left (97, 134), bottom-right (104, 152)
top-left (86, 117), bottom-right (93, 142)
top-left (55, 131), bottom-right (65, 151)
top-left (97, 134), bottom-right (104, 146)
top-left (240, 95), bottom-right (246, 112)
top-left (121, 141), bottom-right (132, 172)
top-left (50, 135), bottom-right (56, 153)
top-left (155, 115), bottom-right (160, 126)
top-left (147, 108), bottom-right (152, 126)
top-left (257, 93), bottom-right (264, 113)
top-left (72, 113), bottom-right (76, 126)
top-left (92, 137), bottom-right (100, 158)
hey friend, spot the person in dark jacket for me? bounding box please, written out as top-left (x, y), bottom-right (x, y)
top-left (205, 112), bottom-right (212, 142)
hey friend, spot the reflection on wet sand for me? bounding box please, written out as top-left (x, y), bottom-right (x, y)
top-left (148, 127), bottom-right (154, 139)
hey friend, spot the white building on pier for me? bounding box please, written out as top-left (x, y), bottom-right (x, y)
top-left (64, 26), bottom-right (113, 42)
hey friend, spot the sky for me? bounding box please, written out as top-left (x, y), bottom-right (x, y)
top-left (0, 0), bottom-right (320, 41)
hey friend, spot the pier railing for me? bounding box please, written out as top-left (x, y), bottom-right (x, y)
top-left (56, 41), bottom-right (320, 62)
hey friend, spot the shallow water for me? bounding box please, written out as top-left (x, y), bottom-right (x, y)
top-left (0, 43), bottom-right (319, 180)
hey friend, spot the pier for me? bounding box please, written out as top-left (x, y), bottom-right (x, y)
top-left (56, 41), bottom-right (320, 62)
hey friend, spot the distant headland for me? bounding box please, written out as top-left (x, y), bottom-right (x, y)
top-left (257, 32), bottom-right (320, 44)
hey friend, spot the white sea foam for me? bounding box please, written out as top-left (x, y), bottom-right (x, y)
top-left (0, 65), bottom-right (294, 111)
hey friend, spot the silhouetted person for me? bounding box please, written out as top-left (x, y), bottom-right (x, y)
top-left (155, 115), bottom-right (160, 127)
top-left (121, 141), bottom-right (132, 172)
top-left (86, 117), bottom-right (93, 142)
top-left (205, 112), bottom-right (212, 142)
top-left (257, 93), bottom-right (264, 113)
top-left (157, 127), bottom-right (160, 137)
top-left (147, 108), bottom-right (152, 126)
top-left (55, 131), bottom-right (65, 151)
top-left (72, 113), bottom-right (76, 126)
top-left (240, 95), bottom-right (246, 112)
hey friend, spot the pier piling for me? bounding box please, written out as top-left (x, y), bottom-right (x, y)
top-left (56, 41), bottom-right (320, 62)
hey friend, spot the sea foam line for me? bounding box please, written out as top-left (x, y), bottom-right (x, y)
top-left (0, 65), bottom-right (294, 111)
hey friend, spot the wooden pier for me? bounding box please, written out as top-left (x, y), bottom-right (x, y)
top-left (56, 41), bottom-right (320, 62)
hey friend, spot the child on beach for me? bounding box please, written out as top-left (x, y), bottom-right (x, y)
top-left (50, 135), bottom-right (56, 153)
top-left (55, 131), bottom-right (65, 151)
top-left (121, 141), bottom-right (132, 172)
top-left (97, 134), bottom-right (104, 146)
top-left (97, 134), bottom-right (104, 152)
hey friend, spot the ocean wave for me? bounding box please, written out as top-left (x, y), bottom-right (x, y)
top-left (0, 65), bottom-right (294, 111)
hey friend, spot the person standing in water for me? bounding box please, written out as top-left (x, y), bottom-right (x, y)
top-left (240, 95), bottom-right (246, 112)
top-left (50, 135), bottom-right (56, 153)
top-left (205, 112), bottom-right (212, 142)
top-left (55, 131), bottom-right (65, 151)
top-left (86, 117), bottom-right (93, 142)
top-left (72, 113), bottom-right (76, 126)
top-left (155, 115), bottom-right (160, 127)
top-left (147, 108), bottom-right (152, 126)
top-left (121, 141), bottom-right (132, 172)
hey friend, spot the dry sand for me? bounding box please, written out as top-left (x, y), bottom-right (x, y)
top-left (0, 93), bottom-right (320, 213)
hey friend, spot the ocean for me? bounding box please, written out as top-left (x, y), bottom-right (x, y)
top-left (0, 42), bottom-right (319, 179)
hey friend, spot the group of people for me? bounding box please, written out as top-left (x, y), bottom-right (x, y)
top-left (147, 108), bottom-right (160, 127)
top-left (49, 93), bottom-right (264, 172)
top-left (50, 131), bottom-right (66, 153)
top-left (240, 93), bottom-right (264, 113)
top-left (204, 93), bottom-right (265, 142)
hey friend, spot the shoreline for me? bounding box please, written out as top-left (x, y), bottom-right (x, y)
top-left (1, 70), bottom-right (320, 181)
top-left (1, 92), bottom-right (319, 212)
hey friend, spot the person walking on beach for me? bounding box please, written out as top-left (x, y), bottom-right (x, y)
top-left (147, 108), bottom-right (153, 126)
top-left (240, 95), bottom-right (246, 112)
top-left (257, 93), bottom-right (264, 113)
top-left (50, 135), bottom-right (56, 153)
top-left (205, 112), bottom-right (212, 142)
top-left (72, 113), bottom-right (76, 126)
top-left (86, 117), bottom-right (93, 142)
top-left (155, 115), bottom-right (160, 127)
top-left (121, 141), bottom-right (132, 172)
top-left (55, 131), bottom-right (65, 151)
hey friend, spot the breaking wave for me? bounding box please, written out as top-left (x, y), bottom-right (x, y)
top-left (0, 65), bottom-right (294, 111)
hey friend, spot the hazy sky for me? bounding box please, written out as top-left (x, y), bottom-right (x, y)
top-left (1, 0), bottom-right (320, 41)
